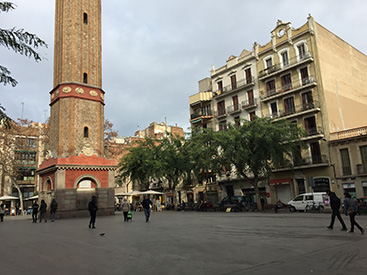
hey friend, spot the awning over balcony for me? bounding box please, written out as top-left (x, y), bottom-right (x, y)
top-left (270, 178), bottom-right (291, 185)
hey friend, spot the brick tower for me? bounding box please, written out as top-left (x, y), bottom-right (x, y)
top-left (37, 0), bottom-right (116, 218)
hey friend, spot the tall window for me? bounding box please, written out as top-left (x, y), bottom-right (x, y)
top-left (281, 51), bottom-right (289, 67)
top-left (266, 58), bottom-right (273, 70)
top-left (270, 102), bottom-right (278, 118)
top-left (84, 126), bottom-right (89, 138)
top-left (230, 74), bottom-right (237, 90)
top-left (232, 95), bottom-right (239, 111)
top-left (281, 73), bottom-right (292, 91)
top-left (217, 101), bottom-right (225, 116)
top-left (266, 80), bottom-right (276, 95)
top-left (249, 111), bottom-right (255, 121)
top-left (304, 116), bottom-right (317, 135)
top-left (296, 178), bottom-right (306, 194)
top-left (360, 146), bottom-right (367, 173)
top-left (300, 67), bottom-right (309, 84)
top-left (340, 148), bottom-right (352, 175)
top-left (219, 120), bottom-right (227, 131)
top-left (245, 68), bottom-right (252, 84)
top-left (284, 97), bottom-right (295, 115)
top-left (310, 142), bottom-right (322, 164)
top-left (83, 13), bottom-right (88, 24)
top-left (247, 90), bottom-right (254, 105)
top-left (302, 91), bottom-right (313, 110)
top-left (298, 44), bottom-right (307, 59)
top-left (217, 81), bottom-right (223, 93)
top-left (83, 73), bottom-right (88, 84)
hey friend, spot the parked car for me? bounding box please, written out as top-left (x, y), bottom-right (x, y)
top-left (218, 196), bottom-right (246, 211)
top-left (288, 192), bottom-right (329, 212)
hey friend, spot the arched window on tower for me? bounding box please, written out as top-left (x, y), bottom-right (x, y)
top-left (84, 126), bottom-right (89, 138)
top-left (83, 13), bottom-right (88, 24)
top-left (83, 73), bottom-right (88, 84)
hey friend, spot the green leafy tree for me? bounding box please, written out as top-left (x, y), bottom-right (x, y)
top-left (118, 138), bottom-right (159, 190)
top-left (217, 117), bottom-right (306, 210)
top-left (155, 136), bottom-right (192, 200)
top-left (0, 1), bottom-right (48, 125)
top-left (188, 129), bottom-right (223, 194)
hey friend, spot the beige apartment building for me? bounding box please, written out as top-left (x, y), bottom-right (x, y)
top-left (257, 15), bottom-right (367, 203)
top-left (190, 15), bottom-right (367, 204)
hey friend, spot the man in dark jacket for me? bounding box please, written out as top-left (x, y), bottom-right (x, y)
top-left (88, 196), bottom-right (98, 229)
top-left (39, 199), bottom-right (47, 223)
top-left (326, 190), bottom-right (347, 231)
top-left (141, 195), bottom-right (153, 222)
top-left (32, 200), bottom-right (39, 223)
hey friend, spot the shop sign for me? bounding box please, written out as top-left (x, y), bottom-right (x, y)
top-left (270, 178), bottom-right (291, 185)
top-left (362, 181), bottom-right (367, 187)
top-left (342, 183), bottom-right (355, 189)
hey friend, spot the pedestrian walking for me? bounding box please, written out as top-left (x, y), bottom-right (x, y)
top-left (121, 197), bottom-right (130, 222)
top-left (50, 198), bottom-right (58, 222)
top-left (326, 189), bottom-right (347, 231)
top-left (344, 192), bottom-right (365, 234)
top-left (0, 203), bottom-right (5, 222)
top-left (141, 195), bottom-right (153, 222)
top-left (88, 195), bottom-right (98, 229)
top-left (32, 200), bottom-right (39, 223)
top-left (156, 198), bottom-right (161, 212)
top-left (39, 199), bottom-right (47, 223)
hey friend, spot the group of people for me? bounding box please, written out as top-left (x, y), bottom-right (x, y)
top-left (31, 198), bottom-right (58, 223)
top-left (326, 189), bottom-right (364, 234)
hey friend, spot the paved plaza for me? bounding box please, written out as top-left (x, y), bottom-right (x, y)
top-left (0, 210), bottom-right (366, 275)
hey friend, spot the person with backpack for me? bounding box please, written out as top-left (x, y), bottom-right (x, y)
top-left (343, 192), bottom-right (364, 234)
top-left (32, 200), bottom-right (39, 223)
top-left (50, 198), bottom-right (58, 222)
top-left (39, 199), bottom-right (48, 223)
top-left (326, 189), bottom-right (347, 231)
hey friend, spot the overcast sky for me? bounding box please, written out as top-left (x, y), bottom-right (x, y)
top-left (1, 0), bottom-right (367, 136)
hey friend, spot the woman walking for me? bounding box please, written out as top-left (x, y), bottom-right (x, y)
top-left (344, 192), bottom-right (364, 234)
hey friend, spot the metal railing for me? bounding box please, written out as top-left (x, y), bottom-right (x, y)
top-left (241, 98), bottom-right (258, 109)
top-left (258, 53), bottom-right (313, 79)
top-left (213, 76), bottom-right (255, 97)
top-left (190, 111), bottom-right (213, 120)
top-left (263, 100), bottom-right (320, 119)
top-left (261, 76), bottom-right (316, 100)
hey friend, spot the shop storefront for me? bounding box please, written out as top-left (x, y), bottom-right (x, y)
top-left (343, 183), bottom-right (356, 198)
top-left (270, 178), bottom-right (292, 203)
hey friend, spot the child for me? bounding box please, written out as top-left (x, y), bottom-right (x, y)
top-left (127, 210), bottom-right (132, 221)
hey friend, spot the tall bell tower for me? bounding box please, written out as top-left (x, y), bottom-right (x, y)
top-left (37, 0), bottom-right (116, 218)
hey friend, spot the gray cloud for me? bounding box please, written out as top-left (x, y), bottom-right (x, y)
top-left (2, 0), bottom-right (367, 135)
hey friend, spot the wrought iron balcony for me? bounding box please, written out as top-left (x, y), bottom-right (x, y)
top-left (260, 76), bottom-right (316, 101)
top-left (213, 77), bottom-right (255, 98)
top-left (259, 53), bottom-right (313, 81)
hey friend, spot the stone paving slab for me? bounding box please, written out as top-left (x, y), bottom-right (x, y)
top-left (0, 211), bottom-right (366, 275)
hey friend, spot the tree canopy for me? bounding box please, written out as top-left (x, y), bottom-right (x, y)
top-left (0, 1), bottom-right (48, 126)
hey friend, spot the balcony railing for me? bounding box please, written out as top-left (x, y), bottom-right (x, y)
top-left (214, 109), bottom-right (227, 118)
top-left (227, 104), bottom-right (241, 114)
top-left (242, 98), bottom-right (258, 109)
top-left (260, 76), bottom-right (316, 101)
top-left (259, 53), bottom-right (313, 80)
top-left (294, 154), bottom-right (328, 166)
top-left (213, 76), bottom-right (255, 98)
top-left (305, 126), bottom-right (324, 136)
top-left (190, 111), bottom-right (213, 120)
top-left (263, 100), bottom-right (320, 119)
top-left (330, 126), bottom-right (367, 141)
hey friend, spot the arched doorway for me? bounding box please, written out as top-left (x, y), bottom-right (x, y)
top-left (75, 175), bottom-right (99, 210)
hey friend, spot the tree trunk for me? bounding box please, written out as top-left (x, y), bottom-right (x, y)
top-left (11, 179), bottom-right (24, 215)
top-left (252, 180), bottom-right (262, 211)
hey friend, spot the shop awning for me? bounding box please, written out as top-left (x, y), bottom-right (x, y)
top-left (270, 178), bottom-right (291, 185)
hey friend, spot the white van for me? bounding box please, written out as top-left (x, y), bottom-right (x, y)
top-left (288, 192), bottom-right (330, 212)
